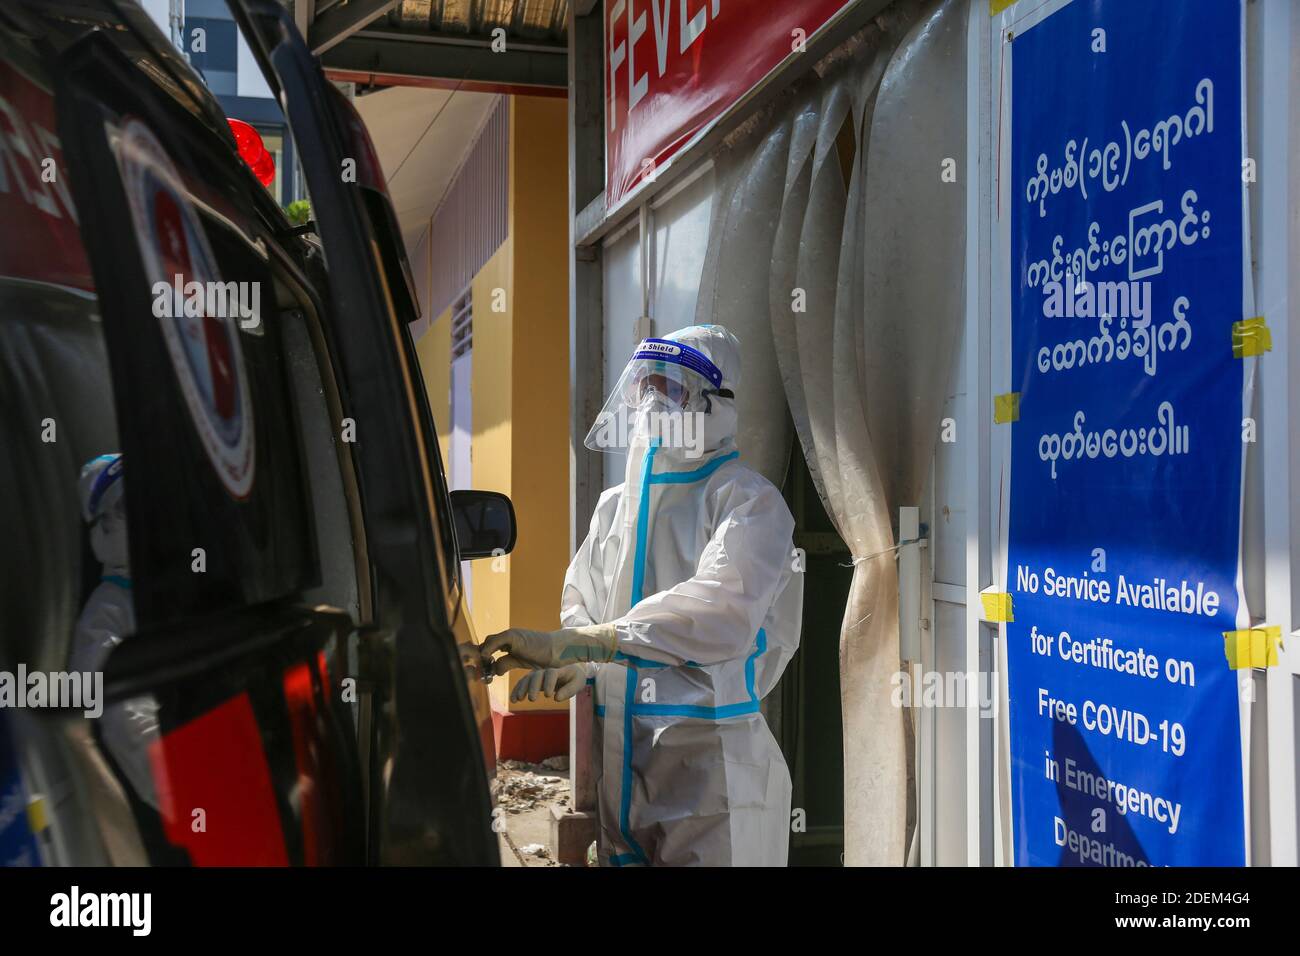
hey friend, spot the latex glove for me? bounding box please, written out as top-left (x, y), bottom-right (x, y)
top-left (481, 623), bottom-right (617, 674)
top-left (511, 665), bottom-right (587, 703)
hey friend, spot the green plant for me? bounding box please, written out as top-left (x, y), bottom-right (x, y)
top-left (284, 199), bottom-right (312, 226)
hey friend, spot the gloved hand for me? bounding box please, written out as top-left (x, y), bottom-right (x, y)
top-left (510, 664), bottom-right (587, 703)
top-left (481, 623), bottom-right (618, 674)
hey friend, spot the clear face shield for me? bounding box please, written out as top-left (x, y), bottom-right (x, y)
top-left (583, 338), bottom-right (731, 459)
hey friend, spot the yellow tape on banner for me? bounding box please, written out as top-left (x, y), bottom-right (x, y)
top-left (1222, 625), bottom-right (1281, 670)
top-left (26, 796), bottom-right (48, 834)
top-left (994, 391), bottom-right (1021, 424)
top-left (1232, 316), bottom-right (1272, 358)
top-left (982, 592), bottom-right (1014, 623)
top-left (990, 0), bottom-right (1019, 14)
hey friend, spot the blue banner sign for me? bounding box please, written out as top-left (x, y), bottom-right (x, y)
top-left (1006, 0), bottom-right (1247, 866)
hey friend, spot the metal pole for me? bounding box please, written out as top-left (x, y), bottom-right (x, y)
top-left (169, 0), bottom-right (188, 60)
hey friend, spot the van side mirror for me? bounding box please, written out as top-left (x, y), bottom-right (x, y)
top-left (449, 490), bottom-right (517, 560)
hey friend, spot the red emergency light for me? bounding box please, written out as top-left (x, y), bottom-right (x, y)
top-left (227, 118), bottom-right (275, 188)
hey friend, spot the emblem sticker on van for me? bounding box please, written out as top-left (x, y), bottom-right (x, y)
top-left (112, 118), bottom-right (255, 498)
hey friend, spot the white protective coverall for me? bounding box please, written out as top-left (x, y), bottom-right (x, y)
top-left (563, 325), bottom-right (803, 866)
top-left (70, 454), bottom-right (159, 807)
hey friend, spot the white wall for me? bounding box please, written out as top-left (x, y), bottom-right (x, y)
top-left (601, 224), bottom-right (641, 489)
top-left (600, 167), bottom-right (717, 488)
top-left (236, 30), bottom-right (272, 99)
top-left (922, 338), bottom-right (970, 865)
top-left (651, 169), bottom-right (716, 330)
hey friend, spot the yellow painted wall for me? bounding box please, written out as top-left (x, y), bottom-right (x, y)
top-left (502, 96), bottom-right (572, 713)
top-left (470, 242), bottom-right (514, 701)
top-left (413, 95), bottom-right (571, 714)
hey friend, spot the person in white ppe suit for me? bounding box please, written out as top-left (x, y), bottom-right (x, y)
top-left (482, 325), bottom-right (803, 866)
top-left (70, 453), bottom-right (159, 807)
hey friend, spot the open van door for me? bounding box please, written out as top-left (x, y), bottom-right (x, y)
top-left (29, 0), bottom-right (496, 864)
top-left (223, 0), bottom-right (501, 865)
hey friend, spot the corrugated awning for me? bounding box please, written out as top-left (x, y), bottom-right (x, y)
top-left (294, 0), bottom-right (570, 94)
top-left (389, 0), bottom-right (567, 42)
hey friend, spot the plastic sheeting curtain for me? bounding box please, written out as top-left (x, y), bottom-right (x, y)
top-left (693, 0), bottom-right (967, 865)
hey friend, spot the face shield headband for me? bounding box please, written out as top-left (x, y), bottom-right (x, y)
top-left (84, 455), bottom-right (124, 523)
top-left (632, 339), bottom-right (725, 391)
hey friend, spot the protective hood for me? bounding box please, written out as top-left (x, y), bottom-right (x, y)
top-left (78, 453), bottom-right (129, 576)
top-left (585, 324), bottom-right (742, 464)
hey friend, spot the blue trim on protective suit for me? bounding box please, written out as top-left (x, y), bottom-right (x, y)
top-left (614, 651), bottom-right (699, 668)
top-left (745, 629), bottom-right (765, 704)
top-left (629, 448), bottom-right (736, 612)
top-left (648, 450), bottom-right (739, 485)
top-left (626, 630), bottom-right (766, 718)
top-left (627, 442), bottom-right (660, 616)
top-left (612, 442), bottom-right (662, 866)
top-left (609, 446), bottom-right (754, 866)
top-left (615, 448), bottom-right (739, 667)
top-left (615, 666), bottom-right (650, 865)
top-left (101, 574), bottom-right (132, 590)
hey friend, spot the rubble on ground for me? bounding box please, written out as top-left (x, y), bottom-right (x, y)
top-left (493, 759), bottom-right (571, 814)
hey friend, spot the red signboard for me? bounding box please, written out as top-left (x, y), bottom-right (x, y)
top-left (0, 61), bottom-right (93, 292)
top-left (604, 0), bottom-right (856, 212)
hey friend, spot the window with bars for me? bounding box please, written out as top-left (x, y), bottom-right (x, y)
top-left (448, 288), bottom-right (474, 601)
top-left (450, 290), bottom-right (473, 359)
